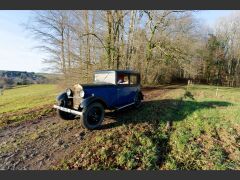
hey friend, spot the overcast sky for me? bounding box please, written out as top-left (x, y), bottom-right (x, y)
top-left (0, 10), bottom-right (235, 73)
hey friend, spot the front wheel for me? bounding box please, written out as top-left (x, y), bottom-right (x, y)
top-left (81, 102), bottom-right (105, 130)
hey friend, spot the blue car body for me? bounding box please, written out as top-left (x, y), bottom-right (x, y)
top-left (80, 83), bottom-right (141, 109)
top-left (57, 70), bottom-right (143, 110)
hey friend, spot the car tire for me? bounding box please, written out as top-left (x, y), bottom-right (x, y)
top-left (134, 93), bottom-right (142, 109)
top-left (57, 100), bottom-right (76, 120)
top-left (81, 102), bottom-right (105, 130)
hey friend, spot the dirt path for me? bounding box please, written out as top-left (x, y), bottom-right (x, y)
top-left (0, 86), bottom-right (177, 170)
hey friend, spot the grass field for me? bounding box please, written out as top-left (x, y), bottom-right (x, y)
top-left (0, 84), bottom-right (58, 127)
top-left (55, 85), bottom-right (240, 170)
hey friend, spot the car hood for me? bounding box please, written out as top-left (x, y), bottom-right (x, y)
top-left (71, 83), bottom-right (115, 99)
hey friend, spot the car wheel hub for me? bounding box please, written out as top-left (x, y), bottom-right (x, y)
top-left (88, 107), bottom-right (101, 125)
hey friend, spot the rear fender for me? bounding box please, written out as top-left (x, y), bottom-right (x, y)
top-left (139, 91), bottom-right (144, 100)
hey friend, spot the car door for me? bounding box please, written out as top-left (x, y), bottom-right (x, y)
top-left (116, 73), bottom-right (133, 107)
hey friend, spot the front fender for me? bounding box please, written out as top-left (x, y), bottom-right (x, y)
top-left (80, 96), bottom-right (107, 109)
top-left (56, 92), bottom-right (68, 102)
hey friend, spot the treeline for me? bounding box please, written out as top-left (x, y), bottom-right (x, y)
top-left (28, 10), bottom-right (240, 87)
top-left (0, 71), bottom-right (52, 88)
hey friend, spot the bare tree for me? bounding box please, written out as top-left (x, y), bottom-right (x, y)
top-left (29, 10), bottom-right (238, 87)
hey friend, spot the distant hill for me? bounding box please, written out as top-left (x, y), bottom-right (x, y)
top-left (0, 70), bottom-right (61, 88)
top-left (36, 72), bottom-right (62, 84)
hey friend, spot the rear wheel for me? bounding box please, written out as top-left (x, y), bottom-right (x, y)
top-left (81, 102), bottom-right (105, 130)
top-left (57, 100), bottom-right (76, 120)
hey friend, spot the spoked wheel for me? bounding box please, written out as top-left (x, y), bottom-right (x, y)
top-left (134, 93), bottom-right (142, 109)
top-left (87, 107), bottom-right (103, 125)
top-left (81, 102), bottom-right (105, 130)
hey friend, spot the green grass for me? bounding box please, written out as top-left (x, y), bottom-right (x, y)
top-left (54, 84), bottom-right (240, 170)
top-left (0, 84), bottom-right (58, 127)
top-left (164, 85), bottom-right (240, 170)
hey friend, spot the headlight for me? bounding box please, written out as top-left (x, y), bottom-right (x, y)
top-left (80, 90), bottom-right (85, 98)
top-left (66, 88), bottom-right (72, 96)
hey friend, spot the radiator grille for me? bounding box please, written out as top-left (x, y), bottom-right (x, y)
top-left (73, 84), bottom-right (83, 110)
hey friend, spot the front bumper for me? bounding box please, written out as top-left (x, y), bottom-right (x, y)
top-left (53, 105), bottom-right (83, 116)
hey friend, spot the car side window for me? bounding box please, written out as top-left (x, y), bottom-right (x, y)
top-left (130, 75), bottom-right (137, 85)
top-left (117, 74), bottom-right (129, 85)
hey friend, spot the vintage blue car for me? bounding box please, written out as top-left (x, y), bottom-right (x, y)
top-left (53, 70), bottom-right (144, 130)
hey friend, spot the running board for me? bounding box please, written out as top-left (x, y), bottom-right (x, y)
top-left (53, 105), bottom-right (83, 116)
top-left (117, 102), bottom-right (135, 110)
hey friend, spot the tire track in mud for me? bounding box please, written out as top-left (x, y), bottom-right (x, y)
top-left (0, 86), bottom-right (178, 170)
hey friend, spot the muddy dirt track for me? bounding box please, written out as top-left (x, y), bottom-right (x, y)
top-left (0, 86), bottom-right (178, 170)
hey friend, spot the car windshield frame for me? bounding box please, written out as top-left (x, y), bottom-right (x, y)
top-left (94, 71), bottom-right (116, 84)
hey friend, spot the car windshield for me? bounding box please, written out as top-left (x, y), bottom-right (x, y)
top-left (94, 71), bottom-right (115, 84)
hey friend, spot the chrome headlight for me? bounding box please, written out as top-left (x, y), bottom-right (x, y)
top-left (66, 88), bottom-right (72, 96)
top-left (80, 90), bottom-right (85, 98)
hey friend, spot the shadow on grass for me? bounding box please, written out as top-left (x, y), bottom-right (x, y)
top-left (100, 99), bottom-right (232, 168)
top-left (101, 99), bottom-right (232, 130)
